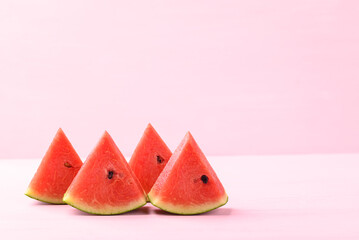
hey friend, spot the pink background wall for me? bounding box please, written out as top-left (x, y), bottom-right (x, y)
top-left (1, 0), bottom-right (358, 159)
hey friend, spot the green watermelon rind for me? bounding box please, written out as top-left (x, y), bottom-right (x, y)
top-left (148, 194), bottom-right (229, 215)
top-left (63, 196), bottom-right (147, 215)
top-left (25, 190), bottom-right (66, 205)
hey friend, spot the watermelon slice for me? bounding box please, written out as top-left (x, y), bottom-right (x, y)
top-left (129, 123), bottom-right (172, 194)
top-left (63, 131), bottom-right (147, 215)
top-left (25, 128), bottom-right (83, 204)
top-left (148, 132), bottom-right (228, 215)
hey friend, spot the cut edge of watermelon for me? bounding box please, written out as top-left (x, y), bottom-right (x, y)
top-left (63, 191), bottom-right (147, 215)
top-left (25, 188), bottom-right (66, 205)
top-left (148, 194), bottom-right (228, 215)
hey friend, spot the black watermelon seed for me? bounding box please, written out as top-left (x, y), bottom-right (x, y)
top-left (157, 155), bottom-right (164, 164)
top-left (108, 171), bottom-right (114, 179)
top-left (64, 162), bottom-right (72, 168)
top-left (201, 175), bottom-right (209, 184)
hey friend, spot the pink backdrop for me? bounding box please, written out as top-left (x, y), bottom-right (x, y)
top-left (1, 0), bottom-right (358, 158)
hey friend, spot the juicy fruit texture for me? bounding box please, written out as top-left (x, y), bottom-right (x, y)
top-left (63, 131), bottom-right (147, 215)
top-left (129, 123), bottom-right (172, 194)
top-left (25, 128), bottom-right (83, 204)
top-left (148, 132), bottom-right (228, 215)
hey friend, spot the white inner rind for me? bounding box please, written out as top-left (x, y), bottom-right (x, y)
top-left (25, 188), bottom-right (64, 204)
top-left (63, 193), bottom-right (147, 215)
top-left (149, 193), bottom-right (228, 215)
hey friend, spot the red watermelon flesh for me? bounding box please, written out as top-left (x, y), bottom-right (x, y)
top-left (25, 128), bottom-right (83, 204)
top-left (148, 132), bottom-right (228, 214)
top-left (129, 123), bottom-right (172, 194)
top-left (63, 131), bottom-right (147, 215)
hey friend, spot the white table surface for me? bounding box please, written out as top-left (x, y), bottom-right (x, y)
top-left (1, 154), bottom-right (358, 239)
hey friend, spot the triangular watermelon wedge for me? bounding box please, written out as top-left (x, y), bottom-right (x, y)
top-left (63, 131), bottom-right (147, 215)
top-left (148, 132), bottom-right (228, 215)
top-left (129, 123), bottom-right (172, 194)
top-left (25, 128), bottom-right (83, 204)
